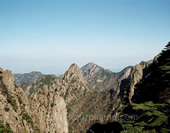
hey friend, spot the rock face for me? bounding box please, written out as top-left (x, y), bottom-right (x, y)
top-left (20, 63), bottom-right (91, 132)
top-left (14, 71), bottom-right (44, 85)
top-left (81, 62), bottom-right (149, 103)
top-left (0, 67), bottom-right (69, 133)
top-left (133, 43), bottom-right (170, 102)
top-left (81, 63), bottom-right (122, 92)
top-left (115, 61), bottom-right (149, 103)
top-left (60, 64), bottom-right (120, 133)
top-left (21, 75), bottom-right (59, 97)
top-left (0, 61), bottom-right (152, 132)
top-left (62, 63), bottom-right (90, 104)
top-left (127, 61), bottom-right (149, 103)
top-left (30, 85), bottom-right (68, 133)
top-left (0, 68), bottom-right (33, 132)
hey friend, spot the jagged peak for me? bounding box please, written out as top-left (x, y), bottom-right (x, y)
top-left (87, 62), bottom-right (95, 66)
top-left (85, 62), bottom-right (96, 67)
top-left (67, 63), bottom-right (82, 74)
top-left (61, 63), bottom-right (90, 93)
top-left (139, 61), bottom-right (148, 65)
top-left (69, 63), bottom-right (79, 69)
top-left (81, 62), bottom-right (99, 72)
top-left (62, 63), bottom-right (84, 80)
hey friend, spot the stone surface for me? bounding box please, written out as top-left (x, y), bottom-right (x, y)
top-left (0, 67), bottom-right (69, 133)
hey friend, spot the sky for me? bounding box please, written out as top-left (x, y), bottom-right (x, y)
top-left (0, 0), bottom-right (170, 75)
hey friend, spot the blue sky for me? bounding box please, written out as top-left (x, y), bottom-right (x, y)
top-left (0, 0), bottom-right (170, 75)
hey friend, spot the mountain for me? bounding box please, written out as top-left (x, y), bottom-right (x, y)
top-left (14, 71), bottom-right (44, 85)
top-left (22, 64), bottom-right (119, 133)
top-left (0, 68), bottom-right (36, 132)
top-left (21, 74), bottom-right (59, 97)
top-left (81, 62), bottom-right (149, 101)
top-left (17, 64), bottom-right (94, 132)
top-left (0, 61), bottom-right (152, 133)
top-left (63, 65), bottom-right (119, 132)
top-left (119, 61), bottom-right (149, 103)
top-left (1, 43), bottom-right (169, 133)
top-left (0, 67), bottom-right (68, 133)
top-left (61, 63), bottom-right (90, 104)
top-left (29, 77), bottom-right (68, 133)
top-left (81, 62), bottom-right (122, 92)
top-left (133, 43), bottom-right (170, 103)
top-left (115, 43), bottom-right (170, 133)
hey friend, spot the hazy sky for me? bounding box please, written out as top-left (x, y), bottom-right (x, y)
top-left (0, 0), bottom-right (170, 75)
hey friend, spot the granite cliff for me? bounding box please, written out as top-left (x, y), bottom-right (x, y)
top-left (0, 67), bottom-right (68, 133)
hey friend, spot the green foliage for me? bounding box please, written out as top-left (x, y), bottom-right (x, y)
top-left (66, 104), bottom-right (72, 113)
top-left (7, 94), bottom-right (17, 112)
top-left (119, 101), bottom-right (169, 133)
top-left (160, 128), bottom-right (170, 133)
top-left (21, 106), bottom-right (40, 132)
top-left (159, 65), bottom-right (170, 71)
top-left (132, 101), bottom-right (156, 110)
top-left (134, 121), bottom-right (147, 126)
top-left (0, 121), bottom-right (13, 133)
top-left (120, 44), bottom-right (170, 133)
top-left (22, 112), bottom-right (33, 126)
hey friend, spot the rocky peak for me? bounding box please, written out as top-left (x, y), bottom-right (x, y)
top-left (127, 61), bottom-right (149, 103)
top-left (81, 62), bottom-right (96, 71)
top-left (62, 63), bottom-right (86, 84)
top-left (0, 66), bottom-right (69, 133)
top-left (69, 63), bottom-right (80, 70)
top-left (116, 66), bottom-right (133, 82)
top-left (62, 64), bottom-right (90, 104)
top-left (67, 63), bottom-right (83, 75)
top-left (139, 61), bottom-right (149, 68)
top-left (81, 62), bottom-right (121, 91)
top-left (0, 68), bottom-right (15, 91)
top-left (153, 52), bottom-right (162, 62)
top-left (0, 67), bottom-right (34, 132)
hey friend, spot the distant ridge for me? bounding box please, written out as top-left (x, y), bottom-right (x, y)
top-left (14, 71), bottom-right (44, 85)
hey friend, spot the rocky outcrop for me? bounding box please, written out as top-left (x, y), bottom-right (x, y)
top-left (0, 61), bottom-right (151, 132)
top-left (81, 63), bottom-right (120, 92)
top-left (0, 67), bottom-right (69, 133)
top-left (30, 85), bottom-right (68, 133)
top-left (81, 62), bottom-right (149, 103)
top-left (110, 61), bottom-right (149, 103)
top-left (60, 64), bottom-right (121, 133)
top-left (133, 43), bottom-right (170, 102)
top-left (62, 63), bottom-right (90, 104)
top-left (128, 61), bottom-right (149, 103)
top-left (19, 63), bottom-right (91, 132)
top-left (0, 67), bottom-right (34, 132)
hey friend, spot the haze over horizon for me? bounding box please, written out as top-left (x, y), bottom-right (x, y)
top-left (0, 0), bottom-right (170, 75)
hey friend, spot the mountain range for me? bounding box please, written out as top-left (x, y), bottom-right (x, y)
top-left (0, 42), bottom-right (169, 133)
